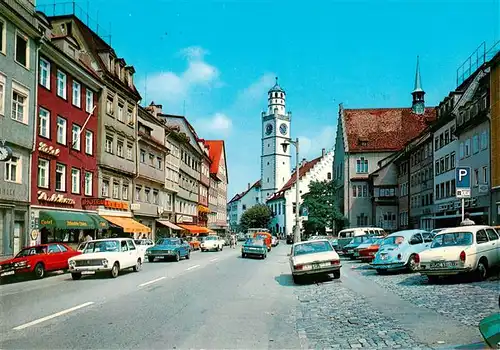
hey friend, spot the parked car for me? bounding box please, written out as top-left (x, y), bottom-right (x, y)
top-left (357, 238), bottom-right (384, 262)
top-left (186, 236), bottom-right (201, 251)
top-left (289, 239), bottom-right (341, 284)
top-left (68, 238), bottom-right (143, 279)
top-left (0, 243), bottom-right (80, 280)
top-left (352, 237), bottom-right (384, 259)
top-left (342, 235), bottom-right (372, 258)
top-left (146, 238), bottom-right (190, 262)
top-left (200, 236), bottom-right (224, 252)
top-left (336, 227), bottom-right (386, 250)
top-left (241, 238), bottom-right (268, 259)
top-left (371, 230), bottom-right (434, 274)
top-left (417, 225), bottom-right (500, 282)
top-left (271, 236), bottom-right (279, 247)
top-left (134, 238), bottom-right (155, 256)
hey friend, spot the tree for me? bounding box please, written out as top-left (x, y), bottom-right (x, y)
top-left (239, 204), bottom-right (273, 231)
top-left (301, 180), bottom-right (346, 236)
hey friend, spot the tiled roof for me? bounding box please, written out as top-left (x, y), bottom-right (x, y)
top-left (343, 107), bottom-right (436, 152)
top-left (228, 193), bottom-right (241, 204)
top-left (282, 156), bottom-right (322, 191)
top-left (202, 140), bottom-right (224, 175)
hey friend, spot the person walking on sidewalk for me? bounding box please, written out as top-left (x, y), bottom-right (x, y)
top-left (460, 212), bottom-right (476, 226)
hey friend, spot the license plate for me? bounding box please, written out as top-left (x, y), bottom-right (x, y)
top-left (82, 271), bottom-right (95, 275)
top-left (380, 254), bottom-right (388, 260)
top-left (312, 263), bottom-right (321, 269)
top-left (1, 270), bottom-right (14, 276)
top-left (430, 261), bottom-right (457, 269)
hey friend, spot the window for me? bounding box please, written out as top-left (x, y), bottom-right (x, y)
top-left (71, 124), bottom-right (81, 150)
top-left (15, 31), bottom-right (28, 67)
top-left (106, 96), bottom-right (114, 115)
top-left (153, 190), bottom-right (159, 205)
top-left (145, 188), bottom-right (151, 202)
top-left (451, 179), bottom-right (455, 196)
top-left (56, 117), bottom-right (67, 144)
top-left (55, 163), bottom-right (66, 191)
top-left (140, 150), bottom-right (146, 163)
top-left (0, 74), bottom-right (4, 116)
top-left (117, 103), bottom-right (124, 121)
top-left (352, 185), bottom-right (357, 197)
top-left (444, 130), bottom-right (450, 144)
top-left (459, 142), bottom-right (464, 159)
top-left (38, 108), bottom-right (50, 138)
top-left (72, 81), bottom-right (81, 107)
top-left (105, 134), bottom-right (113, 153)
top-left (117, 140), bottom-right (124, 157)
top-left (156, 156), bottom-right (162, 169)
top-left (480, 131), bottom-right (488, 150)
top-left (474, 168), bottom-right (479, 186)
top-left (71, 168), bottom-right (80, 194)
top-left (472, 134), bottom-right (479, 154)
top-left (38, 159), bottom-right (49, 188)
top-left (127, 108), bottom-right (133, 124)
top-left (482, 166), bottom-right (488, 184)
top-left (0, 19), bottom-right (5, 53)
top-left (444, 155), bottom-right (449, 171)
top-left (84, 172), bottom-right (92, 196)
top-left (465, 139), bottom-right (471, 157)
top-left (135, 186), bottom-right (141, 201)
top-left (122, 183), bottom-right (129, 200)
top-left (126, 142), bottom-right (133, 160)
top-left (434, 137), bottom-right (439, 150)
top-left (56, 70), bottom-right (67, 99)
top-left (39, 58), bottom-right (50, 89)
top-left (149, 154), bottom-right (154, 166)
top-left (5, 156), bottom-right (21, 183)
top-left (85, 89), bottom-right (94, 113)
top-left (102, 179), bottom-right (109, 197)
top-left (450, 152), bottom-right (456, 169)
top-left (113, 182), bottom-right (119, 199)
top-left (85, 130), bottom-right (93, 155)
top-left (356, 157), bottom-right (368, 173)
top-left (11, 84), bottom-right (28, 124)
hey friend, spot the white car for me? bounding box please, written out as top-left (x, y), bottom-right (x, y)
top-left (417, 225), bottom-right (500, 282)
top-left (134, 239), bottom-right (155, 256)
top-left (68, 238), bottom-right (143, 279)
top-left (289, 239), bottom-right (341, 284)
top-left (371, 230), bottom-right (434, 273)
top-left (200, 236), bottom-right (224, 252)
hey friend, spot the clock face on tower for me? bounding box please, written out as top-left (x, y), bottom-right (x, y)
top-left (265, 123), bottom-right (273, 135)
top-left (279, 123), bottom-right (288, 135)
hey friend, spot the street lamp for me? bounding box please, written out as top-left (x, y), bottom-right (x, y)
top-left (281, 138), bottom-right (301, 243)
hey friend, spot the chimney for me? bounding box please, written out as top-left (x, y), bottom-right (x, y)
top-left (322, 148), bottom-right (326, 157)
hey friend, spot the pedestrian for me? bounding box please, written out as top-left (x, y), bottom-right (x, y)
top-left (460, 212), bottom-right (475, 226)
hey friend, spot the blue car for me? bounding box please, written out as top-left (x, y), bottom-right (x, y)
top-left (146, 238), bottom-right (190, 262)
top-left (241, 238), bottom-right (267, 259)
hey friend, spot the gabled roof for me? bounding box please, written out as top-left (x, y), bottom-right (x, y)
top-left (343, 107), bottom-right (436, 153)
top-left (229, 180), bottom-right (261, 204)
top-left (228, 193), bottom-right (241, 204)
top-left (202, 140), bottom-right (225, 178)
top-left (160, 114), bottom-right (205, 155)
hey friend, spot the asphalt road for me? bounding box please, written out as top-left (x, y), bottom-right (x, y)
top-left (0, 242), bottom-right (491, 349)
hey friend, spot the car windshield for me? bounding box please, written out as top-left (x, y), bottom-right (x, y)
top-left (349, 236), bottom-right (365, 244)
top-left (158, 238), bottom-right (180, 245)
top-left (15, 246), bottom-right (47, 257)
top-left (293, 241), bottom-right (333, 256)
top-left (431, 232), bottom-right (473, 248)
top-left (84, 240), bottom-right (119, 253)
top-left (77, 243), bottom-right (87, 251)
top-left (246, 238), bottom-right (264, 246)
top-left (134, 239), bottom-right (145, 245)
top-left (205, 236), bottom-right (217, 241)
top-left (382, 236), bottom-right (405, 246)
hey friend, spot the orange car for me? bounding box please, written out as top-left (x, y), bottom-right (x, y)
top-left (253, 232), bottom-right (272, 252)
top-left (187, 237), bottom-right (201, 251)
top-left (358, 238), bottom-right (384, 262)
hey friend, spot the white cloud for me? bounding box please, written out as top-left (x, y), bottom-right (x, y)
top-left (233, 73), bottom-right (276, 107)
top-left (298, 125), bottom-right (336, 159)
top-left (195, 113), bottom-right (233, 136)
top-left (140, 46), bottom-right (219, 109)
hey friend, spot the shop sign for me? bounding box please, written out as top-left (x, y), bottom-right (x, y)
top-left (66, 220), bottom-right (89, 227)
top-left (81, 198), bottom-right (129, 210)
top-left (38, 191), bottom-right (75, 205)
top-left (82, 198), bottom-right (105, 207)
top-left (105, 199), bottom-right (129, 210)
top-left (38, 142), bottom-right (60, 157)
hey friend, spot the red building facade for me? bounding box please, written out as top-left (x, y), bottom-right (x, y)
top-left (197, 145), bottom-right (211, 227)
top-left (30, 38), bottom-right (103, 246)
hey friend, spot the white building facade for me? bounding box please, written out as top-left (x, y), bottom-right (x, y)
top-left (227, 181), bottom-right (261, 231)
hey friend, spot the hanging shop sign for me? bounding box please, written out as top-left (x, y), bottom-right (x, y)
top-left (38, 142), bottom-right (60, 157)
top-left (37, 191), bottom-right (75, 205)
top-left (81, 198), bottom-right (129, 210)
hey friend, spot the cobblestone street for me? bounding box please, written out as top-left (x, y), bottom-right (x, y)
top-left (292, 258), bottom-right (492, 349)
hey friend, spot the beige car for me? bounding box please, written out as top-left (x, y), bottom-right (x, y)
top-left (289, 239), bottom-right (342, 284)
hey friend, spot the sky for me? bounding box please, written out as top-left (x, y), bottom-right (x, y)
top-left (40, 0), bottom-right (500, 199)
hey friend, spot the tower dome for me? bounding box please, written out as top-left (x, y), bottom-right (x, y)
top-left (268, 77), bottom-right (286, 114)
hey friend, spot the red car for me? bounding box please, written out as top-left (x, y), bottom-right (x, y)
top-left (0, 243), bottom-right (80, 280)
top-left (358, 238), bottom-right (384, 262)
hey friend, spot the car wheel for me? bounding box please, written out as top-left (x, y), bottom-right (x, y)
top-left (148, 256), bottom-right (155, 263)
top-left (407, 254), bottom-right (418, 272)
top-left (133, 258), bottom-right (142, 272)
top-left (263, 254), bottom-right (267, 259)
top-left (110, 262), bottom-right (120, 278)
top-left (292, 274), bottom-right (302, 284)
top-left (476, 259), bottom-right (488, 281)
top-left (376, 269), bottom-right (386, 275)
top-left (186, 250), bottom-right (190, 259)
top-left (332, 271), bottom-right (341, 279)
top-left (71, 272), bottom-right (82, 280)
top-left (242, 253), bottom-right (246, 258)
top-left (34, 263), bottom-right (45, 279)
top-left (175, 252), bottom-right (180, 262)
top-left (427, 275), bottom-right (439, 283)
top-left (220, 245), bottom-right (223, 251)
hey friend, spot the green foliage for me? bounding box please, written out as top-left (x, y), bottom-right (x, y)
top-left (240, 204), bottom-right (273, 231)
top-left (301, 180), bottom-right (345, 235)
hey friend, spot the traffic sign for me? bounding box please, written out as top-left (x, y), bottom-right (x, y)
top-left (456, 166), bottom-right (471, 199)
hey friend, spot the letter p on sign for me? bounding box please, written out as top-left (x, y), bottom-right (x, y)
top-left (459, 169), bottom-right (468, 181)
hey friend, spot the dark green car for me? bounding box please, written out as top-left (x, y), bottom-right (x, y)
top-left (241, 238), bottom-right (267, 259)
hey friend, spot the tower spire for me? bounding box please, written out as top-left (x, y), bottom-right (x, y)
top-left (411, 55), bottom-right (425, 114)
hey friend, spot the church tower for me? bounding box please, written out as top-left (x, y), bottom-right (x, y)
top-left (260, 77), bottom-right (292, 202)
top-left (412, 56), bottom-right (425, 114)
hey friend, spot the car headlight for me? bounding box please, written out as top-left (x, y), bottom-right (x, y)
top-left (102, 259), bottom-right (108, 266)
top-left (14, 260), bottom-right (28, 267)
top-left (69, 260), bottom-right (76, 267)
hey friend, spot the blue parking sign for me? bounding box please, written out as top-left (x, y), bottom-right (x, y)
top-left (456, 167), bottom-right (471, 189)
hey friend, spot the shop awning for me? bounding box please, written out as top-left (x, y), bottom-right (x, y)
top-left (178, 224), bottom-right (210, 234)
top-left (101, 216), bottom-right (151, 234)
top-left (156, 220), bottom-right (183, 230)
top-left (88, 214), bottom-right (109, 229)
top-left (39, 210), bottom-right (100, 230)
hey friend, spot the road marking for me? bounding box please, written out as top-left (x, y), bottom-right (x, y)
top-left (186, 264), bottom-right (200, 270)
top-left (13, 302), bottom-right (94, 330)
top-left (210, 258), bottom-right (218, 262)
top-left (138, 276), bottom-right (166, 287)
